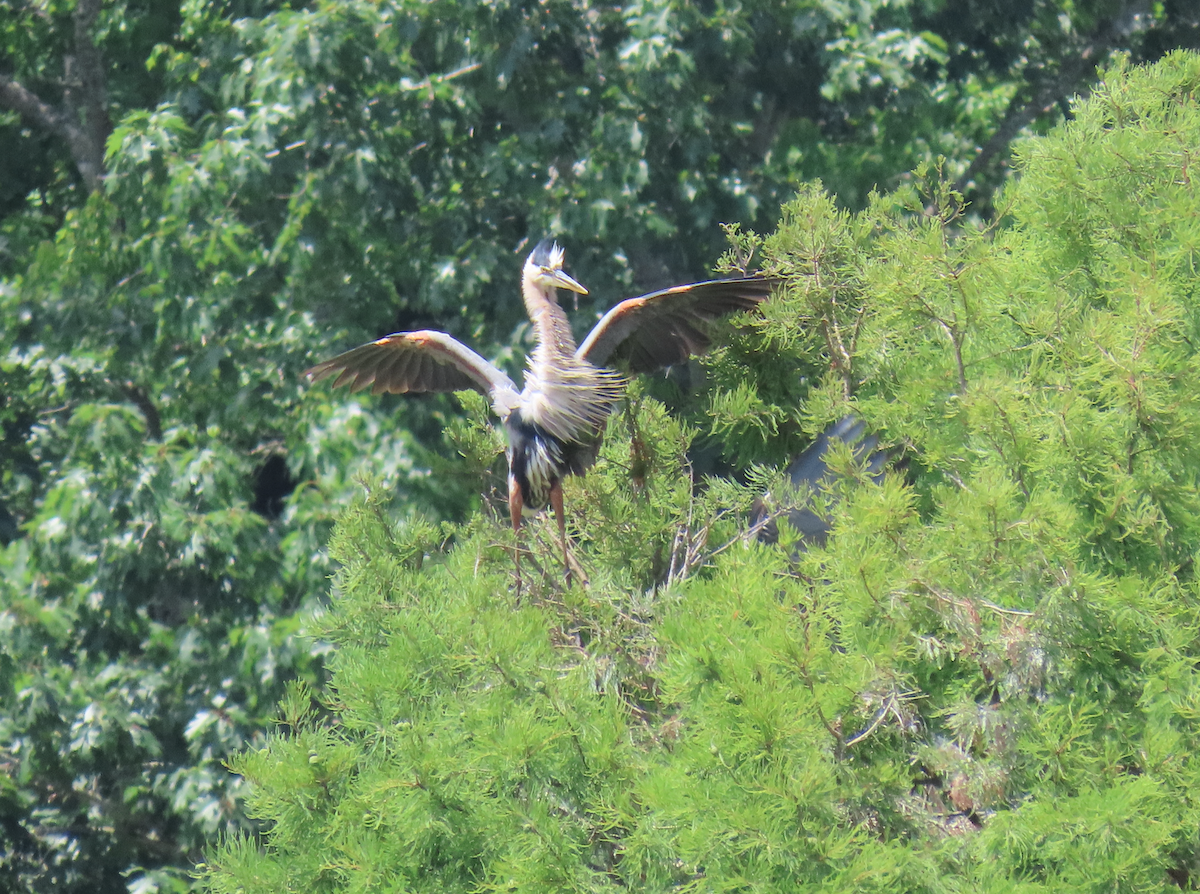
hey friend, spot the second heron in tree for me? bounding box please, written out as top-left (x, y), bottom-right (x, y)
top-left (305, 240), bottom-right (777, 581)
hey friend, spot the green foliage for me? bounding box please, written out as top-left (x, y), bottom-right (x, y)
top-left (204, 52), bottom-right (1200, 893)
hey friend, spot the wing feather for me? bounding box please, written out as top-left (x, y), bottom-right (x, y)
top-left (424, 353), bottom-right (446, 392)
top-left (305, 331), bottom-right (521, 419)
top-left (577, 276), bottom-right (779, 372)
top-left (333, 366), bottom-right (361, 392)
top-left (370, 349), bottom-right (410, 395)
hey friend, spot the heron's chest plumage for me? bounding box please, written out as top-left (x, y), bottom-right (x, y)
top-left (520, 349), bottom-right (624, 442)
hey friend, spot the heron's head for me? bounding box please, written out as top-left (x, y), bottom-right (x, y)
top-left (524, 240), bottom-right (588, 302)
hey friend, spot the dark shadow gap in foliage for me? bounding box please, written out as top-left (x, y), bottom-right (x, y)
top-left (251, 454), bottom-right (296, 520)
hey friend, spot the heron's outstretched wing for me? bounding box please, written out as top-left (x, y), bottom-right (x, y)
top-left (305, 330), bottom-right (521, 419)
top-left (576, 277), bottom-right (779, 372)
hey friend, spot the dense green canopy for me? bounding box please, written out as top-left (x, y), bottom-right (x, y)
top-left (206, 51), bottom-right (1200, 893)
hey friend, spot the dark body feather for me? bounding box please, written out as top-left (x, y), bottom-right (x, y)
top-left (505, 411), bottom-right (602, 510)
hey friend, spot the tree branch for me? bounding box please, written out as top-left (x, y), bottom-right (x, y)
top-left (66, 0), bottom-right (112, 188)
top-left (0, 0), bottom-right (110, 191)
top-left (954, 19), bottom-right (1122, 195)
top-left (0, 73), bottom-right (75, 140)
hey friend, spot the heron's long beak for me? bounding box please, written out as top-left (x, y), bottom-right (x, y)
top-left (549, 270), bottom-right (588, 296)
top-left (549, 270), bottom-right (587, 309)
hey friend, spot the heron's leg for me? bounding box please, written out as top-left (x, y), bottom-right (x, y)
top-left (508, 475), bottom-right (523, 597)
top-left (549, 478), bottom-right (571, 584)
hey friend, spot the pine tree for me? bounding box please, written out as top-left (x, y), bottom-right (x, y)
top-left (202, 51), bottom-right (1200, 893)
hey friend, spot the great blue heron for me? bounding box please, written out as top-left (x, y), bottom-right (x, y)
top-left (752, 416), bottom-right (886, 550)
top-left (305, 240), bottom-right (777, 583)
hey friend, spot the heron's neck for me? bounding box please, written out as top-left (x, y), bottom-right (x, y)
top-left (523, 285), bottom-right (578, 359)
